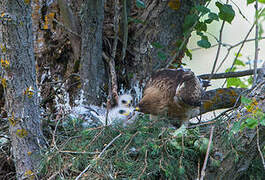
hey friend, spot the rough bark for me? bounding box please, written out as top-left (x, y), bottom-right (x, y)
top-left (79, 0), bottom-right (107, 105)
top-left (0, 1), bottom-right (45, 179)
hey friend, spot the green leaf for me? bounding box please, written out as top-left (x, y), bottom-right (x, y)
top-left (234, 59), bottom-right (246, 67)
top-left (227, 77), bottom-right (247, 88)
top-left (195, 5), bottom-right (210, 15)
top-left (208, 12), bottom-right (219, 21)
top-left (248, 0), bottom-right (265, 4)
top-left (247, 0), bottom-right (255, 4)
top-left (197, 38), bottom-right (211, 48)
top-left (241, 96), bottom-right (252, 104)
top-left (183, 14), bottom-right (198, 31)
top-left (216, 2), bottom-right (235, 24)
top-left (259, 0), bottom-right (265, 4)
top-left (195, 21), bottom-right (207, 32)
top-left (136, 0), bottom-right (145, 8)
top-left (157, 51), bottom-right (167, 61)
top-left (231, 121), bottom-right (241, 134)
top-left (151, 42), bottom-right (164, 49)
top-left (246, 118), bottom-right (258, 129)
top-left (204, 19), bottom-right (213, 24)
top-left (185, 49), bottom-right (192, 60)
top-left (260, 115), bottom-right (265, 126)
top-left (171, 124), bottom-right (187, 137)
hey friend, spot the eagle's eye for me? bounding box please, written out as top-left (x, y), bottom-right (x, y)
top-left (119, 109), bottom-right (125, 114)
top-left (121, 100), bottom-right (127, 104)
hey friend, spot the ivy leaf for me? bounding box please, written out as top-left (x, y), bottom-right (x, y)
top-left (136, 0), bottom-right (145, 8)
top-left (183, 14), bottom-right (198, 32)
top-left (216, 2), bottom-right (235, 24)
top-left (195, 5), bottom-right (210, 15)
top-left (246, 118), bottom-right (258, 129)
top-left (195, 21), bottom-right (207, 32)
top-left (197, 36), bottom-right (211, 48)
top-left (208, 12), bottom-right (219, 21)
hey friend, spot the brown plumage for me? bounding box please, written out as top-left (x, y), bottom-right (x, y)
top-left (136, 68), bottom-right (202, 126)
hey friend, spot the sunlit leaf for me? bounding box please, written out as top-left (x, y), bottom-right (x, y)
top-left (241, 96), bottom-right (252, 104)
top-left (197, 38), bottom-right (211, 48)
top-left (234, 59), bottom-right (246, 66)
top-left (246, 118), bottom-right (258, 129)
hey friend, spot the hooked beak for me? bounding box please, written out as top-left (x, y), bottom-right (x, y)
top-left (125, 100), bottom-right (132, 107)
top-left (122, 112), bottom-right (130, 116)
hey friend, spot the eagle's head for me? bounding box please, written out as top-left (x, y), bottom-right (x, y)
top-left (118, 94), bottom-right (133, 107)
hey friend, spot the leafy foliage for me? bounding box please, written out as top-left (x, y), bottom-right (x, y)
top-left (39, 115), bottom-right (210, 179)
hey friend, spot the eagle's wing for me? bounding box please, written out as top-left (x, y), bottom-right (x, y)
top-left (174, 70), bottom-right (202, 107)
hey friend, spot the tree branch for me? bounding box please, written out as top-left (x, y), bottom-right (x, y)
top-left (198, 68), bottom-right (263, 80)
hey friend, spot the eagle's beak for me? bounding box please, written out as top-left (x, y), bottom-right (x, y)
top-left (122, 112), bottom-right (130, 116)
top-left (126, 100), bottom-right (132, 107)
top-left (135, 107), bottom-right (140, 111)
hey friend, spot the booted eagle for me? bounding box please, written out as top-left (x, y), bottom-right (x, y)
top-left (136, 68), bottom-right (208, 126)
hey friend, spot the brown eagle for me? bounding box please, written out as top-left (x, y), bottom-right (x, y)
top-left (136, 68), bottom-right (208, 126)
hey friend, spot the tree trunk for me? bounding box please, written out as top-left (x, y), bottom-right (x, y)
top-left (79, 0), bottom-right (107, 105)
top-left (0, 1), bottom-right (45, 179)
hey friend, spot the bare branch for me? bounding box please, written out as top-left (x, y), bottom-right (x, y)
top-left (256, 126), bottom-right (265, 171)
top-left (200, 126), bottom-right (214, 180)
top-left (253, 0), bottom-right (259, 87)
top-left (198, 68), bottom-right (263, 80)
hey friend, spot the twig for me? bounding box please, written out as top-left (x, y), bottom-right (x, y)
top-left (138, 150), bottom-right (148, 179)
top-left (75, 133), bottom-right (122, 180)
top-left (197, 158), bottom-right (201, 180)
top-left (253, 0), bottom-right (259, 87)
top-left (200, 126), bottom-right (214, 180)
top-left (256, 126), bottom-right (265, 170)
top-left (222, 22), bottom-right (255, 87)
top-left (208, 15), bottom-right (226, 81)
top-left (198, 68), bottom-right (262, 80)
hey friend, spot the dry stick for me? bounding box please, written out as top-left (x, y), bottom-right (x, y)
top-left (222, 23), bottom-right (255, 87)
top-left (253, 0), bottom-right (259, 87)
top-left (75, 133), bottom-right (122, 180)
top-left (198, 68), bottom-right (262, 80)
top-left (256, 126), bottom-right (265, 170)
top-left (138, 150), bottom-right (148, 179)
top-left (200, 126), bottom-right (215, 180)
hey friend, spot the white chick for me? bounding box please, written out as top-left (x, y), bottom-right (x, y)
top-left (118, 94), bottom-right (133, 107)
